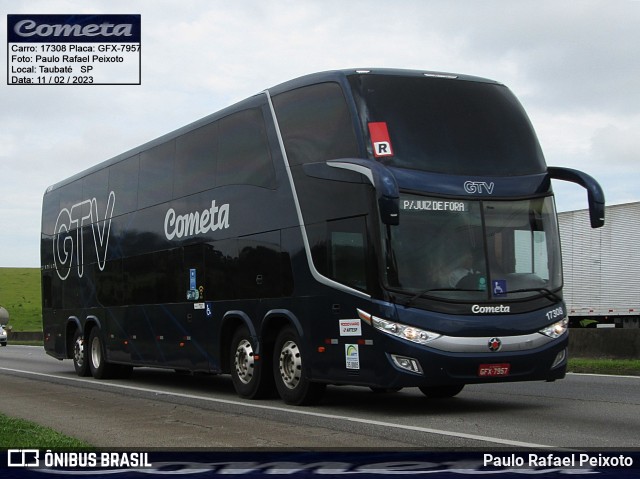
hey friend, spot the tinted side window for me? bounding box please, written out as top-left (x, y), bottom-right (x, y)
top-left (174, 122), bottom-right (218, 198)
top-left (122, 249), bottom-right (182, 304)
top-left (273, 82), bottom-right (359, 165)
top-left (218, 108), bottom-right (276, 188)
top-left (109, 155), bottom-right (139, 216)
top-left (308, 215), bottom-right (371, 293)
top-left (139, 141), bottom-right (174, 209)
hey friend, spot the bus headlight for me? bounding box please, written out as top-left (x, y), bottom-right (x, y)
top-left (539, 317), bottom-right (569, 339)
top-left (357, 309), bottom-right (441, 345)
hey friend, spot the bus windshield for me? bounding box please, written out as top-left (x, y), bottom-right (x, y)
top-left (349, 74), bottom-right (546, 176)
top-left (385, 195), bottom-right (562, 302)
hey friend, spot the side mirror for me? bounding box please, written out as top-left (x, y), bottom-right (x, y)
top-left (548, 167), bottom-right (605, 228)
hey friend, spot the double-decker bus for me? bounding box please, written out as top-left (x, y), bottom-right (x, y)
top-left (41, 69), bottom-right (604, 405)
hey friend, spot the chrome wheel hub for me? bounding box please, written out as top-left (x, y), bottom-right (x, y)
top-left (279, 340), bottom-right (301, 390)
top-left (234, 339), bottom-right (255, 384)
top-left (90, 336), bottom-right (101, 369)
top-left (73, 336), bottom-right (84, 366)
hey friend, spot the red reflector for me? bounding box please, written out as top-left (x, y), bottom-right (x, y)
top-left (317, 346), bottom-right (326, 353)
top-left (478, 363), bottom-right (511, 377)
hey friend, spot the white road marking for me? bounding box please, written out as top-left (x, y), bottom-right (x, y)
top-left (0, 365), bottom-right (554, 449)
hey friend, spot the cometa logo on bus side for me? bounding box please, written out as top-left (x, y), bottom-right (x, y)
top-left (164, 200), bottom-right (230, 241)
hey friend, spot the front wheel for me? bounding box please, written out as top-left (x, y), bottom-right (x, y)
top-left (273, 326), bottom-right (325, 405)
top-left (419, 384), bottom-right (465, 399)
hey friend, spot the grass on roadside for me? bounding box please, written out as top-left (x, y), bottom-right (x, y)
top-left (0, 412), bottom-right (92, 449)
top-left (0, 267), bottom-right (42, 332)
top-left (568, 358), bottom-right (640, 376)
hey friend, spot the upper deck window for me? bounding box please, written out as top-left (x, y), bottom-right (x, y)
top-left (272, 82), bottom-right (359, 165)
top-left (348, 75), bottom-right (546, 176)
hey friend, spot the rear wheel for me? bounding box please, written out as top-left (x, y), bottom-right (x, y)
top-left (273, 326), bottom-right (325, 405)
top-left (88, 328), bottom-right (119, 379)
top-left (419, 384), bottom-right (465, 398)
top-left (230, 326), bottom-right (274, 399)
top-left (72, 329), bottom-right (90, 377)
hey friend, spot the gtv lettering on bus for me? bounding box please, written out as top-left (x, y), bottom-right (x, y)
top-left (164, 200), bottom-right (230, 241)
top-left (53, 191), bottom-right (115, 281)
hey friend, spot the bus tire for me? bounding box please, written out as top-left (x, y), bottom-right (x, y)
top-left (88, 327), bottom-right (118, 379)
top-left (419, 384), bottom-right (464, 398)
top-left (273, 326), bottom-right (325, 405)
top-left (72, 329), bottom-right (91, 377)
top-left (230, 326), bottom-right (274, 399)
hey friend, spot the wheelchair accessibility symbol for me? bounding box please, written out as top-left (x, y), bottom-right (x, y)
top-left (493, 280), bottom-right (507, 297)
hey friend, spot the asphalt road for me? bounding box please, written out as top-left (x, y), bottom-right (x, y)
top-left (1, 345), bottom-right (639, 449)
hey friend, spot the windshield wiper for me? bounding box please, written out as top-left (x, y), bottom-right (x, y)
top-left (401, 286), bottom-right (561, 308)
top-left (401, 288), bottom-right (480, 308)
top-left (505, 288), bottom-right (562, 302)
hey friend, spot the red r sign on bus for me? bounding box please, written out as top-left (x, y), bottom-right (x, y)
top-left (368, 122), bottom-right (394, 158)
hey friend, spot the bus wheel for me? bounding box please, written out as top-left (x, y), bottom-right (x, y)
top-left (419, 384), bottom-right (464, 398)
top-left (72, 329), bottom-right (91, 377)
top-left (88, 328), bottom-right (117, 379)
top-left (273, 326), bottom-right (325, 405)
top-left (230, 326), bottom-right (273, 399)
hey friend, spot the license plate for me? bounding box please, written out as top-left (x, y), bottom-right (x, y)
top-left (478, 363), bottom-right (511, 377)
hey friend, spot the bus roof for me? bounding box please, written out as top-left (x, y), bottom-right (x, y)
top-left (44, 68), bottom-right (500, 195)
top-left (266, 68), bottom-right (500, 96)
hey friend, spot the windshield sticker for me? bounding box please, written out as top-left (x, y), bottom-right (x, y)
top-left (492, 279), bottom-right (507, 297)
top-left (368, 122), bottom-right (394, 158)
top-left (401, 199), bottom-right (466, 212)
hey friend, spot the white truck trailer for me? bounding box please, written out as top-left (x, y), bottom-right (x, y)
top-left (559, 201), bottom-right (640, 328)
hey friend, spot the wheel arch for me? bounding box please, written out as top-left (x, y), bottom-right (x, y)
top-left (65, 315), bottom-right (103, 359)
top-left (65, 316), bottom-right (82, 359)
top-left (262, 309), bottom-right (305, 363)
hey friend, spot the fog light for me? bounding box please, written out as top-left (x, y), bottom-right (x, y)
top-left (551, 348), bottom-right (567, 369)
top-left (391, 354), bottom-right (424, 375)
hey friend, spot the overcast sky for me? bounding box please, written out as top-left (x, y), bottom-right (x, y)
top-left (1, 0), bottom-right (638, 267)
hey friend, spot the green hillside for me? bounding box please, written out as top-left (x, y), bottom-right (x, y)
top-left (0, 268), bottom-right (42, 332)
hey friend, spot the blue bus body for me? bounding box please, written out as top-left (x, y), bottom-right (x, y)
top-left (41, 69), bottom-right (604, 404)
